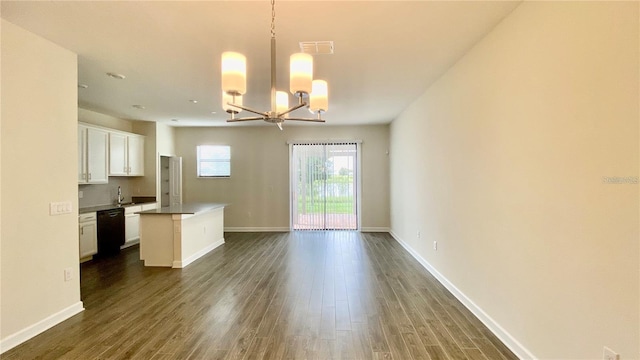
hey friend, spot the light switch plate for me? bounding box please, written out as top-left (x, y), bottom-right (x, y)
top-left (50, 201), bottom-right (72, 215)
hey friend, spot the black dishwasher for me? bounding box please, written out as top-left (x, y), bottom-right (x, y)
top-left (96, 208), bottom-right (125, 257)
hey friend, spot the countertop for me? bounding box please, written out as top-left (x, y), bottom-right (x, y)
top-left (79, 201), bottom-right (156, 214)
top-left (137, 203), bottom-right (226, 215)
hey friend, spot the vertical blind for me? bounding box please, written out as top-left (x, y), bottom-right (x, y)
top-left (291, 142), bottom-right (358, 230)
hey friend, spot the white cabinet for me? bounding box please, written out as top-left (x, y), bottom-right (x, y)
top-left (109, 132), bottom-right (127, 176)
top-left (123, 202), bottom-right (157, 248)
top-left (78, 125), bottom-right (109, 184)
top-left (79, 213), bottom-right (98, 261)
top-left (124, 205), bottom-right (141, 247)
top-left (109, 133), bottom-right (144, 176)
top-left (128, 135), bottom-right (145, 176)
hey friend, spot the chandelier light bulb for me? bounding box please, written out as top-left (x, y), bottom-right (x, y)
top-left (309, 80), bottom-right (328, 113)
top-left (221, 52), bottom-right (247, 95)
top-left (289, 53), bottom-right (313, 96)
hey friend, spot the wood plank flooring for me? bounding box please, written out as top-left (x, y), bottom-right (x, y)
top-left (2, 232), bottom-right (518, 360)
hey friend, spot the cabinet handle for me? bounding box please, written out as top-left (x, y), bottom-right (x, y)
top-left (81, 227), bottom-right (84, 235)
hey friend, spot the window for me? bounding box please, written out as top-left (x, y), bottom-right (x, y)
top-left (197, 145), bottom-right (230, 177)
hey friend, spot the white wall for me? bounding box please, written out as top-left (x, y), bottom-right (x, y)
top-left (156, 123), bottom-right (176, 157)
top-left (175, 125), bottom-right (389, 230)
top-left (390, 2), bottom-right (638, 359)
top-left (79, 108), bottom-right (133, 133)
top-left (1, 20), bottom-right (83, 350)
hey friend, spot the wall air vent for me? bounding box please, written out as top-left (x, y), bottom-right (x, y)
top-left (299, 41), bottom-right (334, 55)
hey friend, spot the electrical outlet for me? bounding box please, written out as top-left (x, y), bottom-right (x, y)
top-left (416, 231), bottom-right (421, 238)
top-left (603, 346), bottom-right (619, 360)
top-left (433, 241), bottom-right (437, 251)
top-left (78, 191), bottom-right (83, 199)
top-left (64, 268), bottom-right (73, 282)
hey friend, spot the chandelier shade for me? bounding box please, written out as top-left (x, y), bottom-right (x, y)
top-left (221, 51), bottom-right (247, 95)
top-left (309, 80), bottom-right (328, 113)
top-left (289, 53), bottom-right (313, 95)
top-left (276, 91), bottom-right (289, 118)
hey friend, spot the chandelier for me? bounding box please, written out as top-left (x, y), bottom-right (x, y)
top-left (220, 0), bottom-right (328, 130)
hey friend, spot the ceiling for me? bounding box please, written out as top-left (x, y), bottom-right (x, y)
top-left (1, 1), bottom-right (520, 127)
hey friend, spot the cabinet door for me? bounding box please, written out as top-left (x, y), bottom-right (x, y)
top-left (125, 213), bottom-right (140, 244)
top-left (78, 126), bottom-right (87, 184)
top-left (109, 132), bottom-right (128, 176)
top-left (127, 135), bottom-right (145, 176)
top-left (79, 221), bottom-right (98, 259)
top-left (87, 128), bottom-right (109, 184)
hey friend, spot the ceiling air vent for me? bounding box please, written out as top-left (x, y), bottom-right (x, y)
top-left (299, 41), bottom-right (334, 55)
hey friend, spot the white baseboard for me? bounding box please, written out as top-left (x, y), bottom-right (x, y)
top-left (0, 301), bottom-right (84, 354)
top-left (360, 227), bottom-right (390, 232)
top-left (388, 230), bottom-right (535, 360)
top-left (173, 238), bottom-right (225, 268)
top-left (224, 227), bottom-right (391, 233)
top-left (224, 227), bottom-right (290, 232)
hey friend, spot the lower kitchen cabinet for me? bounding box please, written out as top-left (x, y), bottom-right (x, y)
top-left (123, 203), bottom-right (157, 248)
top-left (79, 212), bottom-right (98, 261)
top-left (124, 205), bottom-right (141, 247)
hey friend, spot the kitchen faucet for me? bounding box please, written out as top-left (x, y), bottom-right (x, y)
top-left (117, 186), bottom-right (124, 205)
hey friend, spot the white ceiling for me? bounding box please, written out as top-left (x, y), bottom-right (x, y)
top-left (1, 1), bottom-right (520, 127)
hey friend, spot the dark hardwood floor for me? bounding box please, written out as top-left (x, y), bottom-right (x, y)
top-left (3, 232), bottom-right (518, 360)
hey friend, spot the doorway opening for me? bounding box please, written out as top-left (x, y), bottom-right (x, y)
top-left (290, 142), bottom-right (360, 230)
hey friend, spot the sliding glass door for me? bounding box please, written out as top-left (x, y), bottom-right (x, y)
top-left (290, 142), bottom-right (358, 230)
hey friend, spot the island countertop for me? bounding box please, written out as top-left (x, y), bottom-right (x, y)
top-left (137, 202), bottom-right (226, 215)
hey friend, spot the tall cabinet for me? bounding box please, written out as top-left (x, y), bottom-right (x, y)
top-left (78, 125), bottom-right (109, 184)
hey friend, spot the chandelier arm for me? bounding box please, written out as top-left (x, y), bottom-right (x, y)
top-left (226, 116), bottom-right (266, 123)
top-left (225, 102), bottom-right (269, 117)
top-left (277, 102), bottom-right (307, 117)
top-left (285, 117), bottom-right (326, 123)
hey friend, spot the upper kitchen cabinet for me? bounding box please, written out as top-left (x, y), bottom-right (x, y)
top-left (109, 132), bottom-right (144, 176)
top-left (78, 124), bottom-right (109, 184)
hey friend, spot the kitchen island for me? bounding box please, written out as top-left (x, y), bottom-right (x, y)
top-left (137, 203), bottom-right (226, 268)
